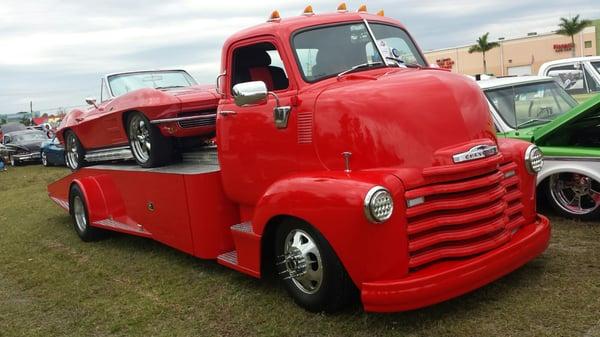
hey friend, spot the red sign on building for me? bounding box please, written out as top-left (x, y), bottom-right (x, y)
top-left (436, 58), bottom-right (455, 70)
top-left (553, 43), bottom-right (574, 52)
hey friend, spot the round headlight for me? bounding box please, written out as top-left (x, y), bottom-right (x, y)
top-left (364, 186), bottom-right (394, 223)
top-left (525, 145), bottom-right (543, 174)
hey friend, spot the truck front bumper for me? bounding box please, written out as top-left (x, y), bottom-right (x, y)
top-left (361, 215), bottom-right (550, 312)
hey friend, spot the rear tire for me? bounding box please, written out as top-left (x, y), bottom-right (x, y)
top-left (275, 219), bottom-right (357, 313)
top-left (69, 184), bottom-right (105, 242)
top-left (127, 112), bottom-right (172, 168)
top-left (64, 131), bottom-right (86, 170)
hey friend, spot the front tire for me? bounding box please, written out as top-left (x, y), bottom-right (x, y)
top-left (69, 185), bottom-right (105, 242)
top-left (127, 112), bottom-right (172, 168)
top-left (545, 172), bottom-right (600, 220)
top-left (64, 131), bottom-right (86, 170)
top-left (41, 151), bottom-right (49, 166)
top-left (275, 220), bottom-right (357, 313)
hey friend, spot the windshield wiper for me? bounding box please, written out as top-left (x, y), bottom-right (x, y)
top-left (155, 85), bottom-right (186, 90)
top-left (516, 118), bottom-right (552, 128)
top-left (337, 62), bottom-right (384, 78)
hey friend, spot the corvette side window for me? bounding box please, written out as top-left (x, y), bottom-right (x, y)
top-left (231, 42), bottom-right (289, 92)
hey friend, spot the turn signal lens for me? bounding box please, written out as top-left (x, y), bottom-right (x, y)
top-left (525, 145), bottom-right (543, 174)
top-left (364, 186), bottom-right (394, 223)
top-left (357, 4), bottom-right (367, 12)
top-left (302, 5), bottom-right (314, 15)
top-left (268, 10), bottom-right (281, 22)
top-left (337, 2), bottom-right (348, 12)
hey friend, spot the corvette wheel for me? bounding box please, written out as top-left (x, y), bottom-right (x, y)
top-left (127, 112), bottom-right (171, 168)
top-left (41, 151), bottom-right (48, 166)
top-left (65, 131), bottom-right (86, 170)
top-left (275, 220), bottom-right (357, 313)
top-left (546, 172), bottom-right (600, 220)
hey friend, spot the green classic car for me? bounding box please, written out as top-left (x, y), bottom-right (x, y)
top-left (478, 76), bottom-right (600, 219)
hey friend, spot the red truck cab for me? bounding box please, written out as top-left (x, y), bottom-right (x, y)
top-left (49, 6), bottom-right (550, 313)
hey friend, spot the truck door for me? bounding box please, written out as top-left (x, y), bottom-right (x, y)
top-left (217, 40), bottom-right (313, 206)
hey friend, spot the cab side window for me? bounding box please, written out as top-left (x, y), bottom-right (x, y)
top-left (547, 64), bottom-right (594, 95)
top-left (231, 42), bottom-right (289, 92)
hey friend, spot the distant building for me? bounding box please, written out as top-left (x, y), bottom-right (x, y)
top-left (424, 19), bottom-right (599, 76)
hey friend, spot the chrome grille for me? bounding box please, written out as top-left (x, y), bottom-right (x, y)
top-left (405, 155), bottom-right (524, 270)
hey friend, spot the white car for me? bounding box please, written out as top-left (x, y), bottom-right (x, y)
top-left (538, 56), bottom-right (600, 96)
top-left (477, 75), bottom-right (600, 219)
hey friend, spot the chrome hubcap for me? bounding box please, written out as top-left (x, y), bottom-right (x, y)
top-left (282, 229), bottom-right (323, 294)
top-left (550, 173), bottom-right (600, 215)
top-left (73, 196), bottom-right (87, 233)
top-left (65, 134), bottom-right (79, 169)
top-left (129, 116), bottom-right (151, 163)
top-left (42, 152), bottom-right (47, 166)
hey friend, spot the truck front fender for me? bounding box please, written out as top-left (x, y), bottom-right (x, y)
top-left (252, 170), bottom-right (408, 287)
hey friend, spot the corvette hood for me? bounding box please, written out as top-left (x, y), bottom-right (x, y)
top-left (532, 94), bottom-right (600, 144)
top-left (313, 68), bottom-right (497, 171)
top-left (164, 85), bottom-right (220, 112)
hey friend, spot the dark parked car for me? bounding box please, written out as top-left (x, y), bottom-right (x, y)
top-left (0, 122), bottom-right (27, 140)
top-left (41, 136), bottom-right (66, 166)
top-left (0, 130), bottom-right (49, 166)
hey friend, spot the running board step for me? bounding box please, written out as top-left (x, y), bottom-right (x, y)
top-left (216, 221), bottom-right (261, 278)
top-left (85, 146), bottom-right (134, 162)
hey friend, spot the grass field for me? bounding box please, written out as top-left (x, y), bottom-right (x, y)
top-left (1, 165), bottom-right (599, 337)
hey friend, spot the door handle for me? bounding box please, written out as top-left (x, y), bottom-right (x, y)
top-left (219, 110), bottom-right (237, 116)
top-left (75, 117), bottom-right (85, 122)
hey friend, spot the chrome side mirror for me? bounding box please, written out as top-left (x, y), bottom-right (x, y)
top-left (232, 81), bottom-right (268, 107)
top-left (85, 97), bottom-right (98, 108)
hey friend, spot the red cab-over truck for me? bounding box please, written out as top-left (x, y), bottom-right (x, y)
top-left (48, 5), bottom-right (551, 313)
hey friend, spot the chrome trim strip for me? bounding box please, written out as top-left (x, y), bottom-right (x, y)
top-left (50, 197), bottom-right (69, 211)
top-left (453, 145), bottom-right (498, 163)
top-left (84, 146), bottom-right (133, 162)
top-left (150, 114), bottom-right (217, 125)
top-left (544, 156), bottom-right (600, 162)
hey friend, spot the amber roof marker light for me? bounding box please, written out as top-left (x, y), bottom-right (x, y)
top-left (337, 2), bottom-right (348, 12)
top-left (302, 5), bottom-right (315, 16)
top-left (268, 10), bottom-right (281, 22)
top-left (376, 9), bottom-right (385, 16)
top-left (357, 4), bottom-right (368, 12)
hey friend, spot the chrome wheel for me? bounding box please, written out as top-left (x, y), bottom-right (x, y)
top-left (549, 173), bottom-right (600, 215)
top-left (65, 133), bottom-right (80, 169)
top-left (129, 115), bottom-right (151, 164)
top-left (72, 195), bottom-right (87, 233)
top-left (41, 152), bottom-right (48, 166)
top-left (282, 229), bottom-right (323, 294)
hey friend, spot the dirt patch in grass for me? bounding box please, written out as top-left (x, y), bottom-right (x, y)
top-left (1, 165), bottom-right (599, 337)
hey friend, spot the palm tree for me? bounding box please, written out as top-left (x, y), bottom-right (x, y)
top-left (557, 15), bottom-right (592, 57)
top-left (468, 33), bottom-right (500, 74)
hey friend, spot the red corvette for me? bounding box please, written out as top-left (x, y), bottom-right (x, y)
top-left (57, 70), bottom-right (218, 169)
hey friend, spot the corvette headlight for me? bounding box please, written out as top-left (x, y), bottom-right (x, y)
top-left (525, 145), bottom-right (543, 174)
top-left (364, 186), bottom-right (394, 223)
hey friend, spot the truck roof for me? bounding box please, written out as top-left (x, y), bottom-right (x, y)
top-left (540, 56), bottom-right (600, 69)
top-left (475, 76), bottom-right (554, 90)
top-left (223, 11), bottom-right (408, 50)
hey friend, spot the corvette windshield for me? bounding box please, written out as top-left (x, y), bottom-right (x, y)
top-left (293, 22), bottom-right (425, 82)
top-left (485, 81), bottom-right (578, 129)
top-left (108, 71), bottom-right (197, 97)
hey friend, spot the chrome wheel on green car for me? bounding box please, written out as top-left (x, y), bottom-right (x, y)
top-left (547, 172), bottom-right (600, 220)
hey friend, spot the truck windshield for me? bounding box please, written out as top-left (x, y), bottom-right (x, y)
top-left (108, 70), bottom-right (197, 97)
top-left (292, 21), bottom-right (426, 82)
top-left (485, 81), bottom-right (578, 129)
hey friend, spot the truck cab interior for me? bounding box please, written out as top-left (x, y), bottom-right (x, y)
top-left (231, 43), bottom-right (289, 92)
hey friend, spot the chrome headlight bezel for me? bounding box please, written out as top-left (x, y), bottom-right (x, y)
top-left (363, 186), bottom-right (394, 223)
top-left (524, 144), bottom-right (544, 174)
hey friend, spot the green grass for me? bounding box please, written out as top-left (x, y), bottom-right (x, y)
top-left (1, 165), bottom-right (600, 337)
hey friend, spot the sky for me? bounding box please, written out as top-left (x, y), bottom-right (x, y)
top-left (0, 0), bottom-right (598, 115)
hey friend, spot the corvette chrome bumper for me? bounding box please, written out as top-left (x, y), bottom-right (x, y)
top-left (14, 152), bottom-right (41, 161)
